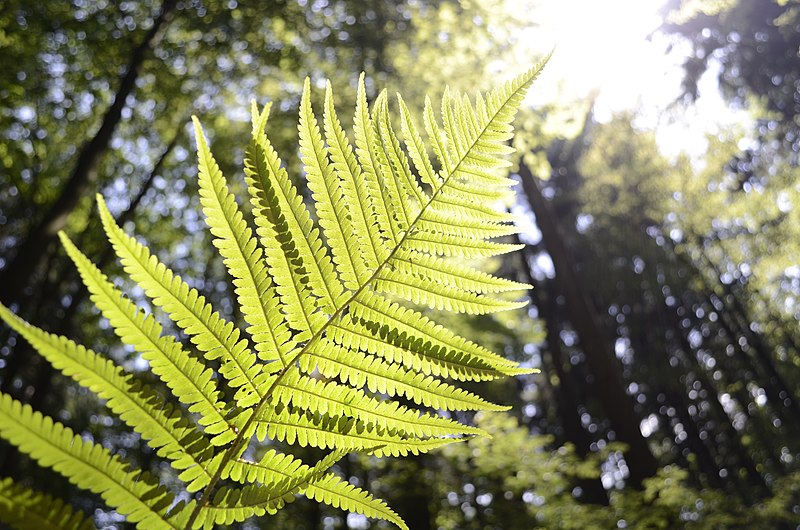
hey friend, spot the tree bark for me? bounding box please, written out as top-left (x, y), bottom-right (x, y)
top-left (536, 277), bottom-right (610, 504)
top-left (661, 283), bottom-right (771, 496)
top-left (0, 0), bottom-right (177, 305)
top-left (699, 250), bottom-right (800, 425)
top-left (518, 162), bottom-right (658, 488)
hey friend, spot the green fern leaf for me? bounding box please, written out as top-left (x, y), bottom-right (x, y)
top-left (391, 249), bottom-right (532, 294)
top-left (323, 79), bottom-right (385, 277)
top-left (370, 91), bottom-right (418, 229)
top-left (354, 85), bottom-right (404, 246)
top-left (299, 78), bottom-right (362, 293)
top-left (329, 316), bottom-right (506, 382)
top-left (0, 393), bottom-right (180, 529)
top-left (304, 472), bottom-right (409, 530)
top-left (242, 103), bottom-right (331, 343)
top-left (96, 196), bottom-right (266, 408)
top-left (193, 116), bottom-right (297, 365)
top-left (192, 450), bottom-right (346, 528)
top-left (0, 303), bottom-right (217, 491)
top-left (269, 368), bottom-right (485, 438)
top-left (59, 233), bottom-right (235, 444)
top-left (253, 405), bottom-right (462, 457)
top-left (219, 447), bottom-right (406, 528)
top-left (0, 477), bottom-right (94, 530)
top-left (0, 61), bottom-right (548, 530)
top-left (398, 93), bottom-right (441, 191)
top-left (374, 266), bottom-right (527, 314)
top-left (244, 100), bottom-right (345, 316)
top-left (350, 294), bottom-right (524, 374)
top-left (299, 337), bottom-right (508, 411)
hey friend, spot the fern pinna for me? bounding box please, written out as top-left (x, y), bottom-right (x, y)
top-left (0, 60), bottom-right (547, 530)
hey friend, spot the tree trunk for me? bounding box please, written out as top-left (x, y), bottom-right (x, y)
top-left (536, 277), bottom-right (610, 504)
top-left (518, 162), bottom-right (658, 488)
top-left (389, 455), bottom-right (433, 530)
top-left (698, 250), bottom-right (800, 425)
top-left (661, 286), bottom-right (770, 497)
top-left (0, 0), bottom-right (177, 305)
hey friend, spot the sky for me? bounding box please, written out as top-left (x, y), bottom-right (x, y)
top-left (529, 0), bottom-right (674, 114)
top-left (519, 0), bottom-right (752, 160)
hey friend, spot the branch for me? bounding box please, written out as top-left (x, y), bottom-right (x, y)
top-left (0, 0), bottom-right (178, 304)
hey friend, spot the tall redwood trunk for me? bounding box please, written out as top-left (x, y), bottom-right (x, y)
top-left (536, 277), bottom-right (610, 504)
top-left (518, 162), bottom-right (658, 488)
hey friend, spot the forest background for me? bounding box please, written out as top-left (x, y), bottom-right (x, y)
top-left (0, 0), bottom-right (799, 528)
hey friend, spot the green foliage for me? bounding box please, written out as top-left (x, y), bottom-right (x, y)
top-left (0, 477), bottom-right (94, 530)
top-left (0, 62), bottom-right (547, 529)
top-left (432, 412), bottom-right (800, 529)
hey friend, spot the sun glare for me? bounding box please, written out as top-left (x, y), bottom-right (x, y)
top-left (513, 0), bottom-right (751, 160)
top-left (530, 0), bottom-right (675, 114)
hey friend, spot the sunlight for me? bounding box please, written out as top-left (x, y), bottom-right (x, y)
top-left (516, 0), bottom-right (753, 160)
top-left (528, 0), bottom-right (678, 115)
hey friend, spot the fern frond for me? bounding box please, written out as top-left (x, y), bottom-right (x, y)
top-left (330, 316), bottom-right (509, 382)
top-left (245, 100), bottom-right (346, 316)
top-left (0, 303), bottom-right (217, 491)
top-left (374, 267), bottom-right (527, 314)
top-left (0, 477), bottom-right (94, 530)
top-left (351, 294), bottom-right (524, 374)
top-left (0, 62), bottom-right (548, 530)
top-left (270, 368), bottom-right (485, 438)
top-left (299, 338), bottom-right (508, 411)
top-left (391, 249), bottom-right (532, 294)
top-left (375, 91), bottom-right (427, 207)
top-left (304, 472), bottom-right (409, 530)
top-left (193, 117), bottom-right (296, 365)
top-left (370, 91), bottom-right (418, 228)
top-left (353, 76), bottom-right (398, 248)
top-left (398, 94), bottom-right (441, 191)
top-left (96, 196), bottom-right (265, 408)
top-left (59, 232), bottom-right (234, 444)
top-left (299, 78), bottom-right (362, 292)
top-left (0, 393), bottom-right (180, 529)
top-left (254, 405), bottom-right (463, 457)
top-left (193, 450), bottom-right (346, 529)
top-left (405, 229), bottom-right (524, 258)
top-left (186, 63), bottom-right (543, 526)
top-left (323, 79), bottom-right (384, 277)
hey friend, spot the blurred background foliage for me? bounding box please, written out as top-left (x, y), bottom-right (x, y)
top-left (1, 0), bottom-right (800, 528)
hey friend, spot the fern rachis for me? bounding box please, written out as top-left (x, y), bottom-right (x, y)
top-left (0, 58), bottom-right (548, 530)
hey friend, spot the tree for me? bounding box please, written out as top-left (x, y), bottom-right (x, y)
top-left (661, 0), bottom-right (800, 151)
top-left (514, 107), bottom-right (800, 518)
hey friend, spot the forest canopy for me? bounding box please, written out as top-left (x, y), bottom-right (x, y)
top-left (0, 0), bottom-right (799, 528)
